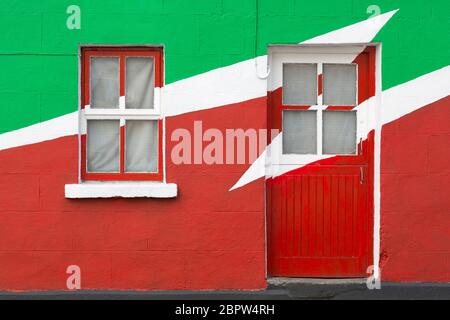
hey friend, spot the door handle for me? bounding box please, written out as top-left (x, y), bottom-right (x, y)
top-left (359, 138), bottom-right (363, 155)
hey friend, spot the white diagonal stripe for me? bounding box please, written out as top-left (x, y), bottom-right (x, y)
top-left (230, 65), bottom-right (450, 191)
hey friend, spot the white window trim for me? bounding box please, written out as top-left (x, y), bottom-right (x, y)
top-left (84, 87), bottom-right (162, 118)
top-left (65, 181), bottom-right (177, 199)
top-left (271, 49), bottom-right (362, 165)
top-left (64, 47), bottom-right (177, 199)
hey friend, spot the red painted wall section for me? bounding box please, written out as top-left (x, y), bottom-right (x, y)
top-left (0, 91), bottom-right (448, 288)
top-left (0, 98), bottom-right (267, 291)
top-left (380, 96), bottom-right (450, 282)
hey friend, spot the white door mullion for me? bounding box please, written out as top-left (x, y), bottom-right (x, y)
top-left (317, 63), bottom-right (323, 156)
top-left (317, 108), bottom-right (323, 156)
top-left (119, 96), bottom-right (125, 110)
top-left (317, 63), bottom-right (323, 106)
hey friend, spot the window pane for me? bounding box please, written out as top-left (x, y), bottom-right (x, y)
top-left (90, 57), bottom-right (119, 109)
top-left (283, 110), bottom-right (317, 154)
top-left (126, 57), bottom-right (155, 109)
top-left (323, 64), bottom-right (357, 106)
top-left (125, 120), bottom-right (158, 172)
top-left (323, 111), bottom-right (356, 154)
top-left (87, 120), bottom-right (120, 172)
top-left (283, 63), bottom-right (317, 105)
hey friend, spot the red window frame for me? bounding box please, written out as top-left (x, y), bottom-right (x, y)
top-left (80, 47), bottom-right (164, 181)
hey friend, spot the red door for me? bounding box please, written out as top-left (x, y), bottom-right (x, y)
top-left (267, 46), bottom-right (375, 277)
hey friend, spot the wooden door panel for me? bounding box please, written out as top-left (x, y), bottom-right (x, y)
top-left (271, 257), bottom-right (364, 277)
top-left (268, 166), bottom-right (369, 277)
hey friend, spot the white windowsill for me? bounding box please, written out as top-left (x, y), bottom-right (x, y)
top-left (65, 181), bottom-right (177, 199)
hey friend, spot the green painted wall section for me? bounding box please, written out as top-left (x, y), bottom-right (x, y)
top-left (0, 0), bottom-right (448, 133)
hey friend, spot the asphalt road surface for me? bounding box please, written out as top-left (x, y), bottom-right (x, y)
top-left (0, 280), bottom-right (449, 300)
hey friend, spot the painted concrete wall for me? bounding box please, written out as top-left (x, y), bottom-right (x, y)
top-left (0, 1), bottom-right (448, 290)
top-left (380, 96), bottom-right (450, 282)
top-left (0, 100), bottom-right (267, 290)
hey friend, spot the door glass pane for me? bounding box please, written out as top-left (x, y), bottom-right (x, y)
top-left (283, 63), bottom-right (317, 105)
top-left (125, 120), bottom-right (158, 172)
top-left (283, 110), bottom-right (317, 154)
top-left (323, 64), bottom-right (357, 106)
top-left (87, 120), bottom-right (120, 172)
top-left (323, 111), bottom-right (356, 154)
top-left (90, 57), bottom-right (119, 109)
top-left (126, 57), bottom-right (155, 109)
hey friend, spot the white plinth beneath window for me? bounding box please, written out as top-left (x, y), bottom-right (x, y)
top-left (65, 181), bottom-right (177, 199)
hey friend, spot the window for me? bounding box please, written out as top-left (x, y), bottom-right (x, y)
top-left (282, 63), bottom-right (317, 105)
top-left (282, 110), bottom-right (317, 154)
top-left (323, 64), bottom-right (357, 106)
top-left (322, 110), bottom-right (356, 154)
top-left (282, 62), bottom-right (357, 155)
top-left (81, 47), bottom-right (163, 181)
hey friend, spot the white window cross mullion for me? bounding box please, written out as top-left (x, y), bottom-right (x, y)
top-left (317, 108), bottom-right (323, 156)
top-left (317, 63), bottom-right (323, 106)
top-left (316, 63), bottom-right (323, 156)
